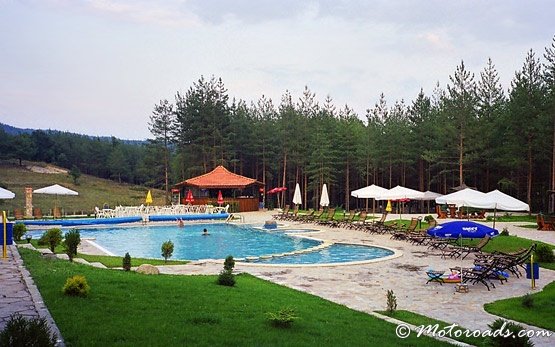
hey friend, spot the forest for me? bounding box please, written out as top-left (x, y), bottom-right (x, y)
top-left (2, 36), bottom-right (554, 212)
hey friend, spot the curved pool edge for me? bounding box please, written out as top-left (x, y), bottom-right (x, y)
top-left (235, 242), bottom-right (403, 268)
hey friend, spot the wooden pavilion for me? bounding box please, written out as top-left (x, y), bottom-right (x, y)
top-left (172, 166), bottom-right (263, 212)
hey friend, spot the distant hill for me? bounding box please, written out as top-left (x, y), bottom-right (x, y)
top-left (0, 161), bottom-right (165, 216)
top-left (0, 122), bottom-right (147, 145)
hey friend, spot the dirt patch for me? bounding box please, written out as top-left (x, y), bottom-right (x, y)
top-left (26, 164), bottom-right (68, 174)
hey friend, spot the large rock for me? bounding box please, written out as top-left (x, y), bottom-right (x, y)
top-left (136, 264), bottom-right (159, 275)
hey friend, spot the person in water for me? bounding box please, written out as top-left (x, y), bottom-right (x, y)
top-left (202, 228), bottom-right (209, 235)
top-left (177, 218), bottom-right (184, 227)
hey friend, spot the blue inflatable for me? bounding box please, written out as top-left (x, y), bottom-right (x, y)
top-left (22, 213), bottom-right (229, 227)
top-left (427, 221), bottom-right (499, 239)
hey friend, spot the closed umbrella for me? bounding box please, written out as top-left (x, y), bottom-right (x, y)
top-left (185, 189), bottom-right (194, 204)
top-left (217, 190), bottom-right (224, 206)
top-left (145, 190), bottom-right (153, 205)
top-left (0, 187), bottom-right (15, 199)
top-left (292, 183), bottom-right (302, 206)
top-left (320, 184), bottom-right (330, 207)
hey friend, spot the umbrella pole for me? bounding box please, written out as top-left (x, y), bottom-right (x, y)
top-left (493, 207), bottom-right (497, 230)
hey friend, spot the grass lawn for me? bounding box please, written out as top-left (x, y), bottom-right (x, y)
top-left (462, 235), bottom-right (555, 270)
top-left (484, 281), bottom-right (555, 331)
top-left (378, 310), bottom-right (486, 346)
top-left (19, 248), bottom-right (449, 347)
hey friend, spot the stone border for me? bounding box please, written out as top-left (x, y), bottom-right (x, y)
top-left (12, 245), bottom-right (65, 346)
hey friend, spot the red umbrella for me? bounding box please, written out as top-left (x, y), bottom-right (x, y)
top-left (185, 189), bottom-right (194, 204)
top-left (217, 190), bottom-right (224, 206)
top-left (268, 187), bottom-right (287, 194)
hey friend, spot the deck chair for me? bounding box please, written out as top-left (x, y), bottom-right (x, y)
top-left (317, 208), bottom-right (336, 226)
top-left (33, 207), bottom-right (43, 219)
top-left (366, 212), bottom-right (388, 233)
top-left (408, 218), bottom-right (437, 245)
top-left (443, 235), bottom-right (491, 260)
top-left (284, 206), bottom-right (299, 221)
top-left (337, 210), bottom-right (357, 228)
top-left (294, 208), bottom-right (314, 222)
top-left (390, 218), bottom-right (419, 240)
top-left (273, 205), bottom-right (290, 220)
top-left (305, 209), bottom-right (324, 222)
top-left (14, 208), bottom-right (24, 220)
top-left (436, 205), bottom-right (447, 219)
top-left (53, 207), bottom-right (62, 219)
top-left (349, 211), bottom-right (368, 229)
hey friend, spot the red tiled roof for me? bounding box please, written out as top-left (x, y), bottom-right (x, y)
top-left (174, 166), bottom-right (262, 189)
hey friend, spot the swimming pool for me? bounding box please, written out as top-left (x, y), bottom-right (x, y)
top-left (70, 223), bottom-right (321, 261)
top-left (29, 223), bottom-right (396, 264)
top-left (250, 243), bottom-right (395, 265)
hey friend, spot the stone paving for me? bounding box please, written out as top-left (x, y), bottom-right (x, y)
top-left (0, 244), bottom-right (64, 346)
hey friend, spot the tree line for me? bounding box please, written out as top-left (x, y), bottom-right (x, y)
top-left (2, 36), bottom-right (554, 213)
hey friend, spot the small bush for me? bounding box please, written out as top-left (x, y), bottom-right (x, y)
top-left (500, 227), bottom-right (509, 236)
top-left (217, 270), bottom-right (236, 286)
top-left (267, 308), bottom-right (298, 328)
top-left (123, 252), bottom-right (131, 271)
top-left (63, 229), bottom-right (81, 261)
top-left (62, 275), bottom-right (90, 297)
top-left (487, 319), bottom-right (533, 347)
top-left (224, 255), bottom-right (235, 272)
top-left (386, 289), bottom-right (397, 313)
top-left (161, 240), bottom-right (174, 263)
top-left (423, 215), bottom-right (434, 223)
top-left (12, 223), bottom-right (27, 241)
top-left (535, 244), bottom-right (554, 263)
top-left (41, 228), bottom-right (62, 253)
top-left (521, 293), bottom-right (534, 308)
top-left (0, 313), bottom-right (57, 347)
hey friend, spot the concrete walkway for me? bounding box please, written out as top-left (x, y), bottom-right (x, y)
top-left (0, 244), bottom-right (64, 345)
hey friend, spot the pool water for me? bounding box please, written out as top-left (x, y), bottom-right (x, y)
top-left (251, 243), bottom-right (394, 264)
top-left (74, 223), bottom-right (321, 261)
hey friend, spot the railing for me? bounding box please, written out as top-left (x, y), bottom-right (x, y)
top-left (95, 204), bottom-right (229, 218)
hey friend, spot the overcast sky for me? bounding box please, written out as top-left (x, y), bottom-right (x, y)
top-left (1, 1), bottom-right (553, 140)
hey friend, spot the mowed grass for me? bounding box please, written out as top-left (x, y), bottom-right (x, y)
top-left (20, 248), bottom-right (449, 347)
top-left (484, 281), bottom-right (555, 331)
top-left (0, 161), bottom-right (165, 216)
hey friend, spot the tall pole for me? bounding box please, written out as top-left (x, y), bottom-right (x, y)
top-left (2, 211), bottom-right (7, 259)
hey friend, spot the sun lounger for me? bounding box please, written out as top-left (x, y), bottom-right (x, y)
top-left (442, 235), bottom-right (491, 260)
top-left (390, 218), bottom-right (419, 240)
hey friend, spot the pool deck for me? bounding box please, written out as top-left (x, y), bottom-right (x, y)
top-left (4, 211), bottom-right (555, 345)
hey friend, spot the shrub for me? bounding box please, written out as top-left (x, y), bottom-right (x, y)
top-left (534, 244), bottom-right (554, 263)
top-left (62, 275), bottom-right (90, 297)
top-left (63, 229), bottom-right (80, 262)
top-left (521, 293), bottom-right (534, 308)
top-left (487, 319), bottom-right (533, 347)
top-left (12, 223), bottom-right (27, 241)
top-left (423, 215), bottom-right (434, 223)
top-left (386, 289), bottom-right (397, 313)
top-left (0, 314), bottom-right (57, 347)
top-left (161, 240), bottom-right (174, 263)
top-left (41, 228), bottom-right (62, 253)
top-left (123, 252), bottom-right (131, 271)
top-left (266, 308), bottom-right (298, 328)
top-left (500, 227), bottom-right (509, 236)
top-left (224, 255), bottom-right (235, 272)
top-left (217, 270), bottom-right (236, 286)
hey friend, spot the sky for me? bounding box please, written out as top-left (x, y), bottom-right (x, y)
top-left (0, 0), bottom-right (553, 140)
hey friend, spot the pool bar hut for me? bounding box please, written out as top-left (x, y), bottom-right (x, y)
top-left (172, 166), bottom-right (263, 212)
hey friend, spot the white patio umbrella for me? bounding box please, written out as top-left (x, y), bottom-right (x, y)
top-left (435, 188), bottom-right (486, 207)
top-left (376, 185), bottom-right (425, 220)
top-left (414, 190), bottom-right (443, 214)
top-left (351, 184), bottom-right (388, 216)
top-left (479, 190), bottom-right (529, 229)
top-left (0, 187), bottom-right (15, 199)
top-left (292, 183), bottom-right (302, 206)
top-left (34, 184), bottom-right (78, 216)
top-left (320, 184), bottom-right (330, 207)
top-left (34, 184), bottom-right (78, 196)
